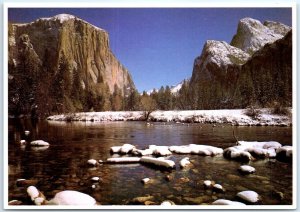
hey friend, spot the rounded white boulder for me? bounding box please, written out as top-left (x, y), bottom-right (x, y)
top-left (48, 190), bottom-right (96, 205)
top-left (203, 180), bottom-right (213, 188)
top-left (236, 190), bottom-right (260, 203)
top-left (212, 199), bottom-right (246, 205)
top-left (30, 140), bottom-right (50, 146)
top-left (87, 159), bottom-right (97, 166)
top-left (239, 165), bottom-right (256, 174)
top-left (91, 177), bottom-right (100, 182)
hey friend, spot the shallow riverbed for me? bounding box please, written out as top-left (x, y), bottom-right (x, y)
top-left (8, 119), bottom-right (293, 205)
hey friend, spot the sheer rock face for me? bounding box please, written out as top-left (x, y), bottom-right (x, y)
top-left (234, 30), bottom-right (292, 107)
top-left (189, 40), bottom-right (250, 108)
top-left (189, 17), bottom-right (291, 108)
top-left (8, 14), bottom-right (135, 95)
top-left (190, 40), bottom-right (250, 83)
top-left (230, 17), bottom-right (291, 55)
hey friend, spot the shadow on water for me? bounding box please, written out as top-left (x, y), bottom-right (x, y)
top-left (8, 119), bottom-right (293, 205)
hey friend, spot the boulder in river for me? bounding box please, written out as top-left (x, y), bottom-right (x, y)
top-left (238, 165), bottom-right (256, 174)
top-left (30, 140), bottom-right (50, 146)
top-left (212, 199), bottom-right (246, 205)
top-left (236, 190), bottom-right (260, 203)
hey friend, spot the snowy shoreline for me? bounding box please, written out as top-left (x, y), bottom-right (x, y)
top-left (47, 109), bottom-right (292, 126)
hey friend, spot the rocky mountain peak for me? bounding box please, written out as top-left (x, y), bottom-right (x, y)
top-left (230, 17), bottom-right (291, 54)
top-left (198, 40), bottom-right (250, 68)
top-left (38, 13), bottom-right (76, 23)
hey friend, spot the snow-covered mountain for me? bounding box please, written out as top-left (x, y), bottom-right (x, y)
top-left (170, 79), bottom-right (188, 94)
top-left (189, 17), bottom-right (291, 108)
top-left (144, 79), bottom-right (187, 96)
top-left (231, 17), bottom-right (291, 55)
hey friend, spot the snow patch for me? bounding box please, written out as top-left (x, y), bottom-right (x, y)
top-left (107, 157), bottom-right (141, 163)
top-left (140, 156), bottom-right (175, 168)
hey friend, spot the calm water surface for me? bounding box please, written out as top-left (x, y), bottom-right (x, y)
top-left (8, 119), bottom-right (293, 205)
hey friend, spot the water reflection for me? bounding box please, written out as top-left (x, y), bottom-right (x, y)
top-left (8, 119), bottom-right (293, 205)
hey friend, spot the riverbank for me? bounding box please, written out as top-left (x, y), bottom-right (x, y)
top-left (47, 108), bottom-right (292, 126)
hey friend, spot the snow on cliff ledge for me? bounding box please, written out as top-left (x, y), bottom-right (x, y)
top-left (14, 13), bottom-right (105, 31)
top-left (47, 108), bottom-right (292, 126)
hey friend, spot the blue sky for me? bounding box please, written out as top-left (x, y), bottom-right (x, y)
top-left (8, 8), bottom-right (292, 92)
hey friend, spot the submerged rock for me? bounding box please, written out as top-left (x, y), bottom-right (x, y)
top-left (132, 195), bottom-right (154, 204)
top-left (8, 200), bottom-right (23, 205)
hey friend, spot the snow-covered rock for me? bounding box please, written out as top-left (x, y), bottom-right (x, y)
top-left (169, 144), bottom-right (223, 156)
top-left (231, 17), bottom-right (291, 54)
top-left (141, 178), bottom-right (150, 184)
top-left (224, 141), bottom-right (283, 161)
top-left (149, 145), bottom-right (172, 156)
top-left (212, 199), bottom-right (246, 206)
top-left (169, 145), bottom-right (192, 154)
top-left (91, 177), bottom-right (100, 182)
top-left (140, 156), bottom-right (175, 168)
top-left (160, 200), bottom-right (175, 206)
top-left (20, 140), bottom-right (26, 145)
top-left (110, 146), bottom-right (122, 154)
top-left (107, 157), bottom-right (141, 163)
top-left (190, 144), bottom-right (223, 156)
top-left (179, 157), bottom-right (191, 168)
top-left (30, 140), bottom-right (50, 146)
top-left (276, 146), bottom-right (292, 162)
top-left (27, 186), bottom-right (40, 201)
top-left (27, 186), bottom-right (46, 205)
top-left (236, 190), bottom-right (260, 203)
top-left (87, 159), bottom-right (98, 166)
top-left (203, 180), bottom-right (213, 188)
top-left (120, 144), bottom-right (135, 154)
top-left (34, 197), bottom-right (45, 205)
top-left (213, 184), bottom-right (224, 192)
top-left (238, 165), bottom-right (255, 174)
top-left (223, 147), bottom-right (252, 162)
top-left (132, 148), bottom-right (153, 156)
top-left (48, 190), bottom-right (96, 205)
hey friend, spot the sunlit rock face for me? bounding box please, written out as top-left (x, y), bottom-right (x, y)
top-left (8, 14), bottom-right (135, 95)
top-left (230, 17), bottom-right (291, 55)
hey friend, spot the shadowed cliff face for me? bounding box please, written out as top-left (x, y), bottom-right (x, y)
top-left (8, 14), bottom-right (135, 95)
top-left (234, 30), bottom-right (292, 107)
top-left (188, 17), bottom-right (291, 109)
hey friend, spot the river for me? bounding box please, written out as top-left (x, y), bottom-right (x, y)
top-left (8, 119), bottom-right (293, 205)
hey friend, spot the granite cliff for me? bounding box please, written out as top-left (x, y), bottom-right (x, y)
top-left (189, 17), bottom-right (291, 109)
top-left (8, 14), bottom-right (135, 116)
